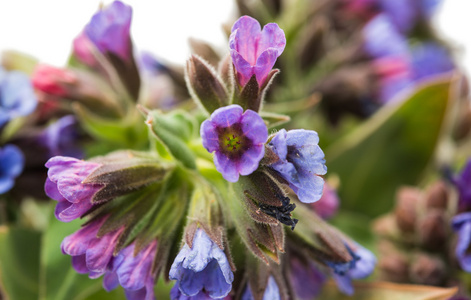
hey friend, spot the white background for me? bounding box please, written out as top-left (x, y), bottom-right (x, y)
top-left (0, 0), bottom-right (470, 74)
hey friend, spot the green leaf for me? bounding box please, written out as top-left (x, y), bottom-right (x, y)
top-left (1, 50), bottom-right (38, 75)
top-left (74, 103), bottom-right (147, 149)
top-left (146, 110), bottom-right (197, 169)
top-left (317, 280), bottom-right (457, 300)
top-left (326, 76), bottom-right (455, 217)
top-left (0, 226), bottom-right (41, 300)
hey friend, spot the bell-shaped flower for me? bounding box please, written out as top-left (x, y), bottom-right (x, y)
top-left (241, 276), bottom-right (280, 300)
top-left (266, 129), bottom-right (327, 203)
top-left (201, 105), bottom-right (267, 182)
top-left (0, 67), bottom-right (37, 127)
top-left (45, 156), bottom-right (103, 222)
top-left (103, 241), bottom-right (157, 300)
top-left (0, 145), bottom-right (24, 194)
top-left (170, 285), bottom-right (232, 300)
top-left (84, 0), bottom-right (132, 62)
top-left (61, 217), bottom-right (124, 278)
top-left (229, 15), bottom-right (285, 86)
top-left (452, 212), bottom-right (471, 272)
top-left (327, 244), bottom-right (376, 295)
top-left (169, 229), bottom-right (234, 298)
top-left (288, 257), bottom-right (326, 300)
top-left (40, 115), bottom-right (82, 158)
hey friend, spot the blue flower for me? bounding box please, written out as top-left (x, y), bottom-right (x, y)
top-left (0, 67), bottom-right (37, 127)
top-left (241, 276), bottom-right (280, 300)
top-left (410, 42), bottom-right (454, 81)
top-left (266, 129), bottom-right (327, 203)
top-left (326, 244), bottom-right (376, 295)
top-left (169, 229), bottom-right (234, 298)
top-left (452, 212), bottom-right (471, 272)
top-left (40, 115), bottom-right (82, 158)
top-left (0, 145), bottom-right (24, 194)
top-left (288, 257), bottom-right (326, 300)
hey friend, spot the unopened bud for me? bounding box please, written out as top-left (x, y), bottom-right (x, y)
top-left (394, 187), bottom-right (421, 233)
top-left (189, 38), bottom-right (221, 68)
top-left (378, 252), bottom-right (409, 283)
top-left (409, 253), bottom-right (446, 286)
top-left (417, 209), bottom-right (448, 251)
top-left (186, 55), bottom-right (229, 114)
top-left (424, 181), bottom-right (449, 210)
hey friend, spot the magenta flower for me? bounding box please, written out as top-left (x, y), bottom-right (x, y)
top-left (61, 217), bottom-right (124, 278)
top-left (103, 241), bottom-right (157, 300)
top-left (45, 156), bottom-right (103, 222)
top-left (84, 0), bottom-right (132, 62)
top-left (229, 16), bottom-right (286, 86)
top-left (311, 183), bottom-right (339, 219)
top-left (200, 105), bottom-right (267, 182)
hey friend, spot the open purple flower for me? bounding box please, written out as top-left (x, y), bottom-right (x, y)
top-left (452, 212), bottom-right (471, 272)
top-left (201, 105), bottom-right (267, 182)
top-left (229, 15), bottom-right (285, 86)
top-left (0, 67), bottom-right (37, 127)
top-left (84, 0), bottom-right (132, 62)
top-left (169, 228), bottom-right (234, 298)
top-left (45, 156), bottom-right (103, 222)
top-left (327, 244), bottom-right (376, 295)
top-left (103, 241), bottom-right (157, 300)
top-left (0, 145), bottom-right (24, 194)
top-left (242, 276), bottom-right (280, 300)
top-left (61, 217), bottom-right (124, 278)
top-left (266, 129), bottom-right (327, 203)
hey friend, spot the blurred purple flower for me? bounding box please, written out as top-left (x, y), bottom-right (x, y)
top-left (229, 15), bottom-right (285, 86)
top-left (45, 156), bottom-right (103, 222)
top-left (40, 115), bottom-right (82, 158)
top-left (0, 67), bottom-right (37, 127)
top-left (241, 276), bottom-right (280, 300)
top-left (84, 0), bottom-right (132, 62)
top-left (61, 217), bottom-right (124, 278)
top-left (266, 129), bottom-right (327, 203)
top-left (327, 244), bottom-right (376, 295)
top-left (169, 229), bottom-right (234, 298)
top-left (452, 212), bottom-right (471, 272)
top-left (311, 183), bottom-right (339, 219)
top-left (200, 105), bottom-right (267, 182)
top-left (103, 241), bottom-right (157, 300)
top-left (73, 31), bottom-right (98, 66)
top-left (289, 257), bottom-right (326, 300)
top-left (0, 145), bottom-right (24, 194)
top-left (410, 42), bottom-right (454, 81)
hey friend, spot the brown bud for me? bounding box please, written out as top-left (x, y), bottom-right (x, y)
top-left (424, 181), bottom-right (449, 211)
top-left (417, 209), bottom-right (448, 251)
top-left (409, 253), bottom-right (446, 286)
top-left (378, 252), bottom-right (410, 283)
top-left (189, 38), bottom-right (221, 68)
top-left (185, 55), bottom-right (229, 114)
top-left (394, 187), bottom-right (421, 233)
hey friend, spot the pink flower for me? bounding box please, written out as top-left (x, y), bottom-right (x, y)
top-left (229, 16), bottom-right (285, 86)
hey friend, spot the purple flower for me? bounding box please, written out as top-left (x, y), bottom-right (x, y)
top-left (169, 229), bottom-right (234, 298)
top-left (410, 42), bottom-right (454, 81)
top-left (103, 241), bottom-right (157, 300)
top-left (40, 115), bottom-right (82, 158)
top-left (200, 105), bottom-right (267, 182)
top-left (0, 145), bottom-right (24, 194)
top-left (0, 67), bottom-right (37, 127)
top-left (452, 212), bottom-right (471, 272)
top-left (229, 16), bottom-right (286, 86)
top-left (61, 217), bottom-right (124, 278)
top-left (241, 276), bottom-right (280, 300)
top-left (327, 244), bottom-right (376, 295)
top-left (84, 0), bottom-right (132, 62)
top-left (311, 182), bottom-right (339, 219)
top-left (288, 257), bottom-right (326, 300)
top-left (170, 285), bottom-right (232, 300)
top-left (266, 129), bottom-right (327, 203)
top-left (72, 31), bottom-right (98, 66)
top-left (45, 156), bottom-right (103, 222)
